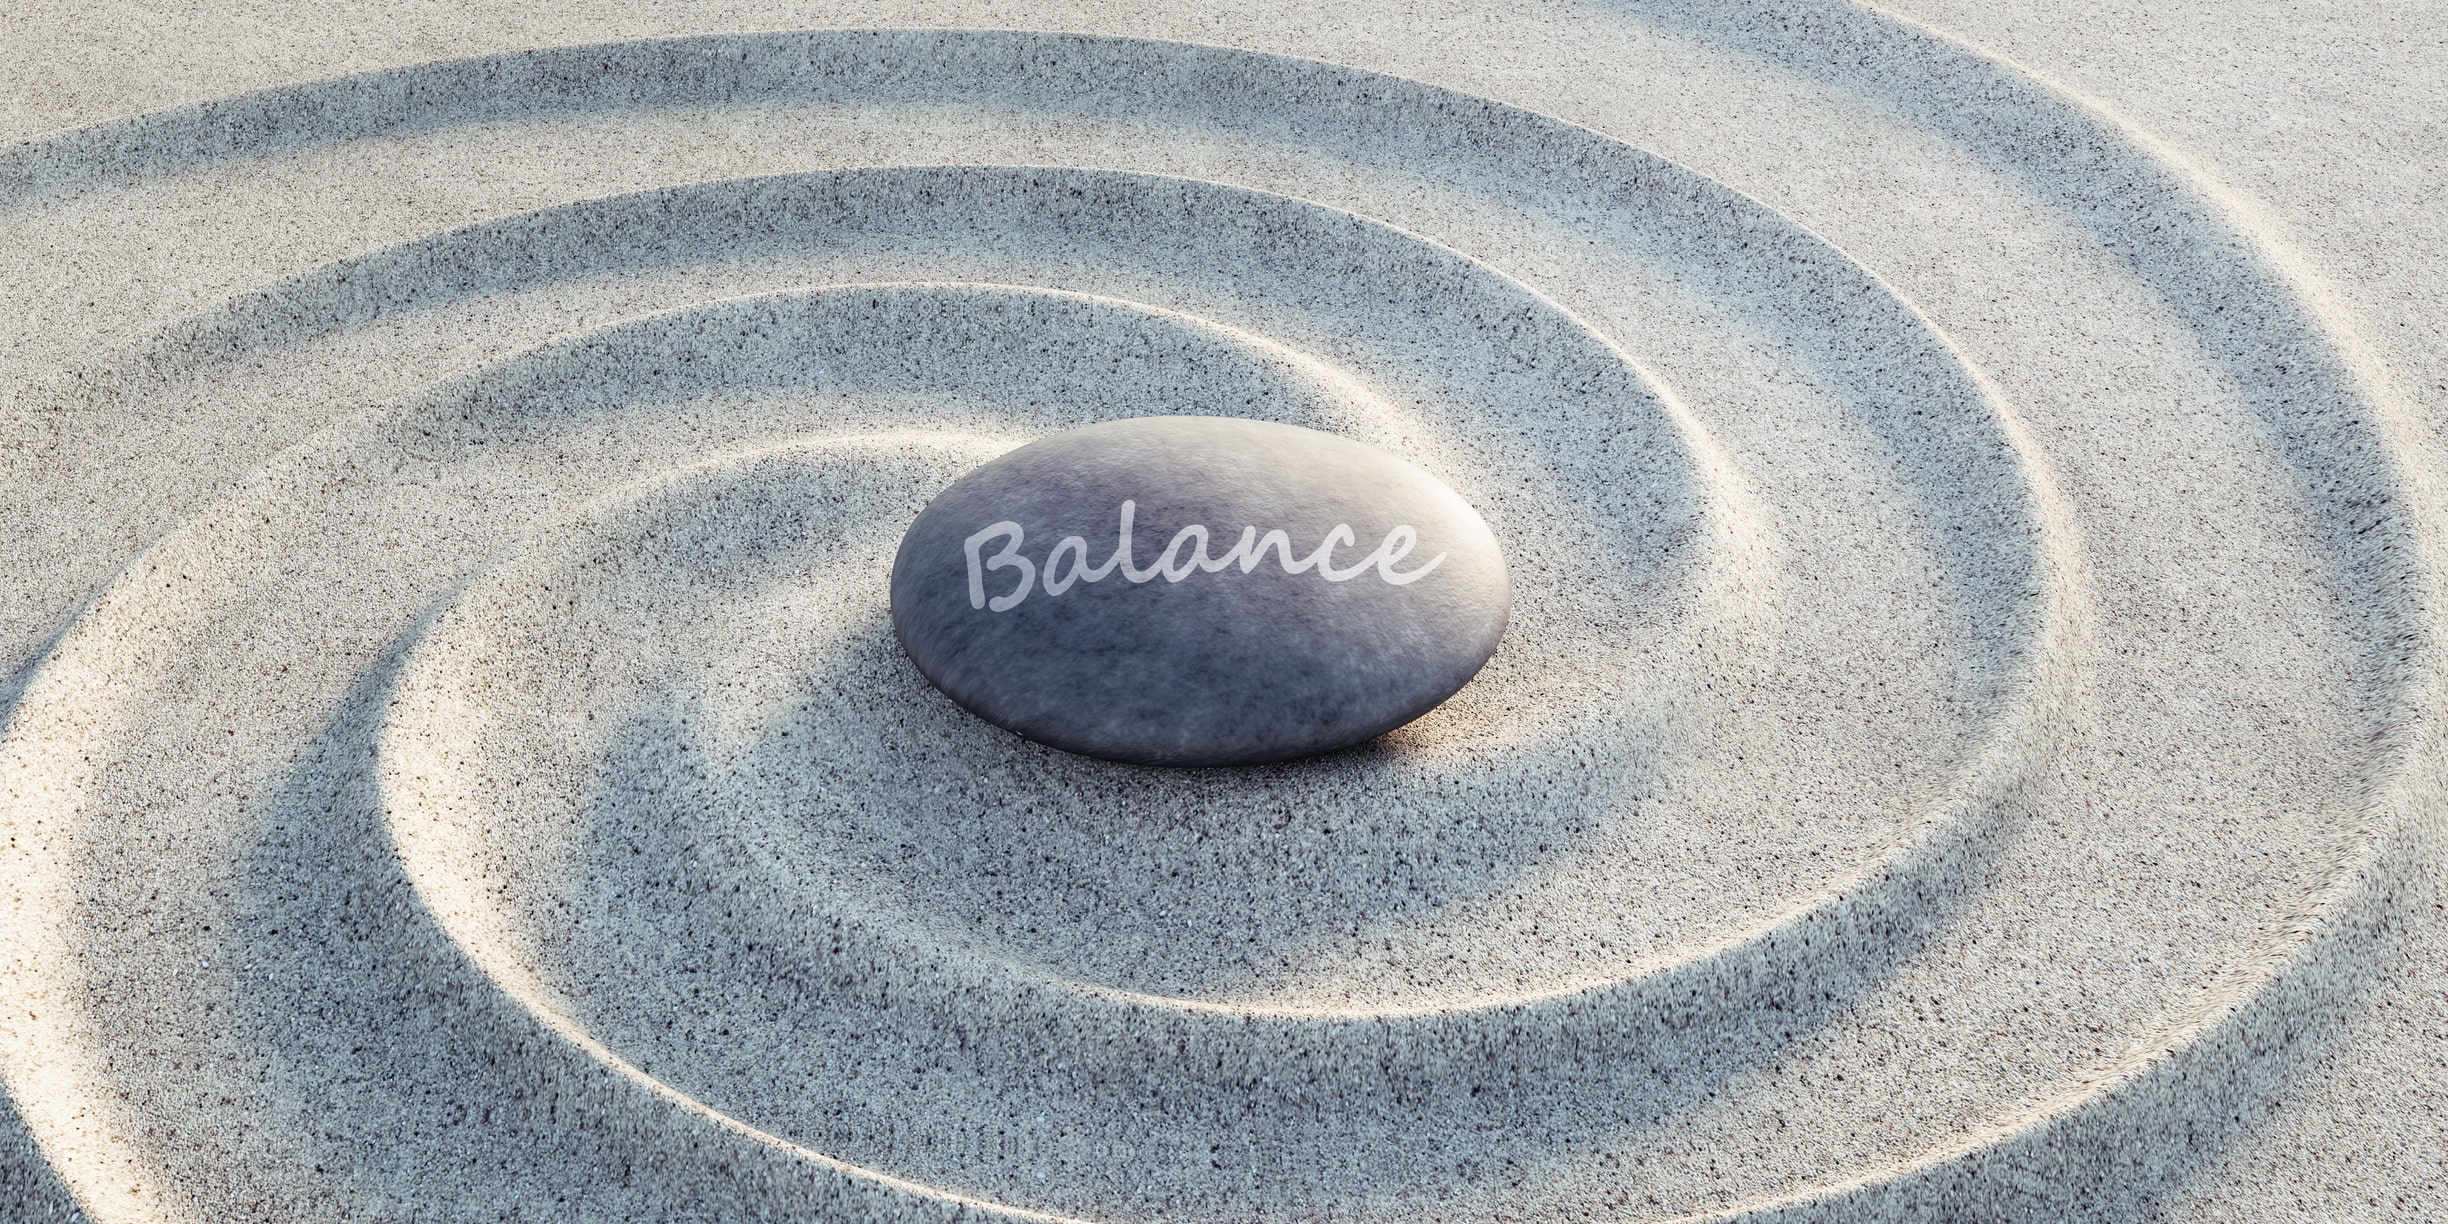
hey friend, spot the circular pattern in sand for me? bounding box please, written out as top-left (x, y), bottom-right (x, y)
top-left (0, 18), bottom-right (2436, 1223)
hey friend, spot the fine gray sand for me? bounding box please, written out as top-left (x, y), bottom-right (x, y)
top-left (1, 2), bottom-right (2443, 1221)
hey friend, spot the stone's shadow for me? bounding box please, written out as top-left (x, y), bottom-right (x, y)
top-left (581, 616), bottom-right (1616, 1003)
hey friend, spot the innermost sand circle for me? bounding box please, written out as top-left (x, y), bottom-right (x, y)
top-left (377, 428), bottom-right (1795, 1016)
top-left (375, 275), bottom-right (1791, 1016)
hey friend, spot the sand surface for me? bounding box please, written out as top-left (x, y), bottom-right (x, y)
top-left (1, 2), bottom-right (2442, 1220)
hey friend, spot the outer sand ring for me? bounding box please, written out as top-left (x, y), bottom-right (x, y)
top-left (0, 20), bottom-right (2435, 1224)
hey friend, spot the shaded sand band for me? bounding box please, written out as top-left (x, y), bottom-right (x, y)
top-left (0, 17), bottom-right (2439, 1223)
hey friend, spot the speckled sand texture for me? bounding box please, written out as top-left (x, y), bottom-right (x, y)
top-left (1, 3), bottom-right (2444, 1221)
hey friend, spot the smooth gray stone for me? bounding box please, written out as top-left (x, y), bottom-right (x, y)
top-left (890, 416), bottom-right (1510, 766)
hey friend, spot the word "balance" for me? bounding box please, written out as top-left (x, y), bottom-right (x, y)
top-left (965, 499), bottom-right (1446, 611)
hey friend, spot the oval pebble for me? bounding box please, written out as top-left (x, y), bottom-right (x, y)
top-left (889, 416), bottom-right (1511, 766)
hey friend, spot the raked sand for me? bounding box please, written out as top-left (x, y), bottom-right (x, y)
top-left (1, 3), bottom-right (2443, 1221)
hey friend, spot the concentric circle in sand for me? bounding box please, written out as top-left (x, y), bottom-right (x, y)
top-left (0, 21), bottom-right (2435, 1223)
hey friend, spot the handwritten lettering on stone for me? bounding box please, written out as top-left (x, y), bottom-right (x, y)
top-left (964, 500), bottom-right (1445, 612)
top-left (891, 415), bottom-right (1509, 766)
